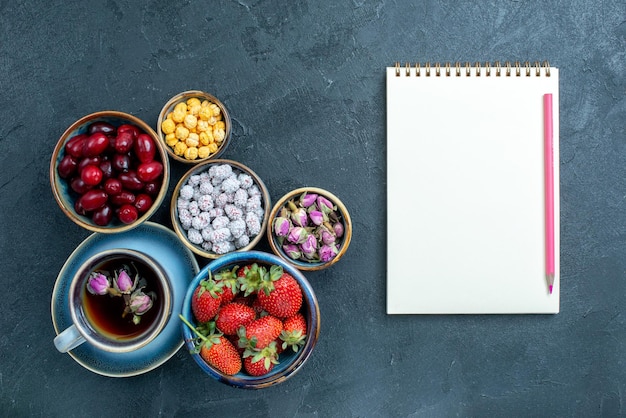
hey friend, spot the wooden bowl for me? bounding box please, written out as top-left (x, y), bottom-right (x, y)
top-left (266, 187), bottom-right (352, 271)
top-left (170, 159), bottom-right (270, 259)
top-left (50, 111), bottom-right (170, 233)
top-left (157, 90), bottom-right (232, 164)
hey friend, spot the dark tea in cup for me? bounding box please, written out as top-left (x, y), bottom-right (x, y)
top-left (54, 249), bottom-right (172, 353)
top-left (81, 256), bottom-right (167, 342)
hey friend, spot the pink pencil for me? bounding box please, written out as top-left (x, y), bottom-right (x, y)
top-left (544, 94), bottom-right (555, 294)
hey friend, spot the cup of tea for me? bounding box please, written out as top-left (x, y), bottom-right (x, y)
top-left (53, 248), bottom-right (172, 353)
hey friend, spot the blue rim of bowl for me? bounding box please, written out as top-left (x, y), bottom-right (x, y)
top-left (169, 159), bottom-right (271, 259)
top-left (266, 187), bottom-right (352, 271)
top-left (180, 250), bottom-right (320, 389)
top-left (49, 111), bottom-right (170, 233)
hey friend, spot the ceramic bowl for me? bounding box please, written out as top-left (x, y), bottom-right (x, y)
top-left (180, 250), bottom-right (320, 389)
top-left (157, 90), bottom-right (232, 164)
top-left (267, 187), bottom-right (352, 271)
top-left (50, 111), bottom-right (170, 233)
top-left (170, 159), bottom-right (270, 259)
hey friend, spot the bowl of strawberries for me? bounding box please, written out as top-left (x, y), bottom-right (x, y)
top-left (179, 250), bottom-right (320, 388)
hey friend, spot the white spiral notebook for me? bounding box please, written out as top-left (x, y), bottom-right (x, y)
top-left (386, 61), bottom-right (560, 314)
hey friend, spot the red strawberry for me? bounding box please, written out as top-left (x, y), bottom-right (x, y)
top-left (215, 302), bottom-right (256, 335)
top-left (280, 313), bottom-right (307, 353)
top-left (179, 315), bottom-right (241, 376)
top-left (231, 295), bottom-right (251, 306)
top-left (237, 263), bottom-right (264, 296)
top-left (238, 315), bottom-right (283, 350)
top-left (257, 265), bottom-right (303, 318)
top-left (243, 342), bottom-right (279, 376)
top-left (191, 275), bottom-right (224, 323)
top-left (236, 265), bottom-right (251, 278)
top-left (243, 356), bottom-right (273, 376)
top-left (220, 287), bottom-right (236, 305)
top-left (283, 312), bottom-right (307, 333)
top-left (214, 266), bottom-right (241, 304)
top-left (250, 296), bottom-right (266, 316)
top-left (200, 335), bottom-right (242, 375)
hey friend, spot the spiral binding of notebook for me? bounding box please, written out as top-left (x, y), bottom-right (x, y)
top-left (394, 61), bottom-right (551, 77)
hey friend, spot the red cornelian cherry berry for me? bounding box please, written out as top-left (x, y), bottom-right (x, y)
top-left (117, 204), bottom-right (139, 224)
top-left (134, 194), bottom-right (153, 213)
top-left (80, 165), bottom-right (103, 186)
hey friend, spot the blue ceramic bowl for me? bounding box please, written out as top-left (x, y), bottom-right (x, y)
top-left (180, 250), bottom-right (320, 389)
top-left (267, 187), bottom-right (352, 271)
top-left (50, 111), bottom-right (170, 233)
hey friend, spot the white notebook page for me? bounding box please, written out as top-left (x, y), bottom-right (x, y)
top-left (386, 64), bottom-right (560, 314)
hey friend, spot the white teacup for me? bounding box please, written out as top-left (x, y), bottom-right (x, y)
top-left (54, 248), bottom-right (172, 353)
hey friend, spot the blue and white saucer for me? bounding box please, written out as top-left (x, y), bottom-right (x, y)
top-left (51, 222), bottom-right (199, 377)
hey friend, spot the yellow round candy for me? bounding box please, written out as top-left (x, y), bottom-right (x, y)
top-left (198, 146), bottom-right (211, 159)
top-left (184, 147), bottom-right (199, 160)
top-left (161, 118), bottom-right (176, 135)
top-left (184, 114), bottom-right (198, 130)
top-left (165, 133), bottom-right (178, 147)
top-left (208, 103), bottom-right (221, 117)
top-left (188, 104), bottom-right (202, 117)
top-left (198, 106), bottom-right (212, 121)
top-left (173, 141), bottom-right (187, 156)
top-left (175, 125), bottom-right (190, 140)
top-left (198, 131), bottom-right (211, 146)
top-left (186, 97), bottom-right (201, 108)
top-left (196, 120), bottom-right (209, 133)
top-left (213, 129), bottom-right (225, 143)
top-left (186, 133), bottom-right (200, 148)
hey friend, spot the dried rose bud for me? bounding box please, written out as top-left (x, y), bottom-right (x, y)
top-left (300, 234), bottom-right (318, 259)
top-left (129, 291), bottom-right (153, 315)
top-left (291, 207), bottom-right (308, 227)
top-left (286, 200), bottom-right (299, 212)
top-left (320, 229), bottom-right (336, 245)
top-left (300, 192), bottom-right (318, 208)
top-left (114, 268), bottom-right (135, 294)
top-left (86, 272), bottom-right (110, 295)
top-left (282, 243), bottom-right (302, 260)
top-left (317, 195), bottom-right (335, 214)
top-left (279, 206), bottom-right (290, 218)
top-left (333, 222), bottom-right (344, 238)
top-left (287, 226), bottom-right (308, 244)
top-left (273, 216), bottom-right (291, 237)
top-left (319, 243), bottom-right (339, 262)
top-left (309, 210), bottom-right (326, 226)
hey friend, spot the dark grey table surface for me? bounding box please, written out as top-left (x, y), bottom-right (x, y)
top-left (1, 1), bottom-right (624, 417)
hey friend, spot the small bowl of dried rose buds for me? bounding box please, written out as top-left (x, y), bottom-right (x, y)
top-left (179, 250), bottom-right (320, 389)
top-left (170, 159), bottom-right (270, 259)
top-left (267, 187), bottom-right (352, 271)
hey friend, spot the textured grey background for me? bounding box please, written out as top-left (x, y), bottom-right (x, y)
top-left (1, 0), bottom-right (625, 417)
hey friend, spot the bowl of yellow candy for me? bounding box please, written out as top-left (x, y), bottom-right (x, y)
top-left (157, 90), bottom-right (232, 164)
